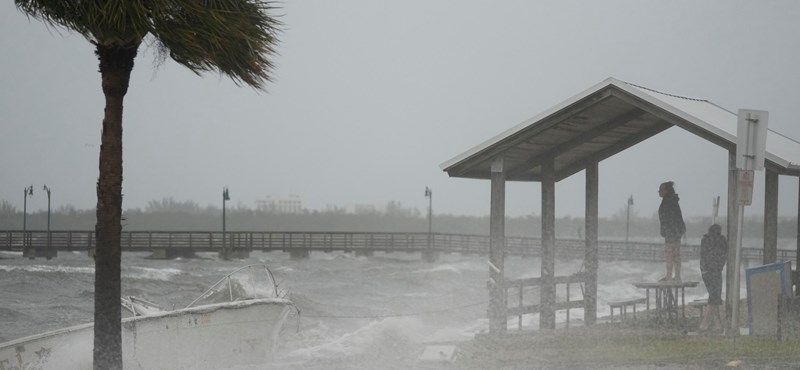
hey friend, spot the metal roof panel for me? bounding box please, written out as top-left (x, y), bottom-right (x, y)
top-left (442, 77), bottom-right (800, 179)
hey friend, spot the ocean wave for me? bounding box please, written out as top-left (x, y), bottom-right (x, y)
top-left (272, 265), bottom-right (297, 273)
top-left (0, 306), bottom-right (32, 321)
top-left (413, 264), bottom-right (462, 274)
top-left (396, 291), bottom-right (437, 298)
top-left (77, 290), bottom-right (94, 299)
top-left (425, 318), bottom-right (484, 342)
top-left (0, 264), bottom-right (94, 274)
top-left (286, 316), bottom-right (429, 359)
top-left (411, 261), bottom-right (483, 275)
top-left (122, 266), bottom-right (183, 281)
top-left (0, 251), bottom-right (23, 258)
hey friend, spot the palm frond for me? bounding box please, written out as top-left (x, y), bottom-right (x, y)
top-left (15, 0), bottom-right (152, 46)
top-left (16, 0), bottom-right (281, 89)
top-left (150, 0), bottom-right (282, 90)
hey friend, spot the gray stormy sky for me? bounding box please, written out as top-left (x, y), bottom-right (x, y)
top-left (2, 1), bottom-right (800, 221)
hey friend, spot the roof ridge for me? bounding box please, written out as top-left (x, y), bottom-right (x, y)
top-left (624, 79), bottom-right (800, 143)
top-left (619, 79), bottom-right (736, 115)
top-left (620, 80), bottom-right (709, 103)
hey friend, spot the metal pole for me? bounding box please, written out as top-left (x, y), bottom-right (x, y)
top-left (731, 198), bottom-right (745, 334)
top-left (712, 196), bottom-right (720, 225)
top-left (731, 114), bottom-right (757, 335)
top-left (23, 185), bottom-right (32, 248)
top-left (625, 202), bottom-right (630, 243)
top-left (44, 185), bottom-right (51, 249)
top-left (428, 189), bottom-right (432, 245)
top-left (23, 188), bottom-right (28, 233)
top-left (625, 195), bottom-right (633, 244)
top-left (223, 187), bottom-right (228, 257)
top-left (425, 187), bottom-right (432, 249)
top-left (223, 201), bottom-right (226, 250)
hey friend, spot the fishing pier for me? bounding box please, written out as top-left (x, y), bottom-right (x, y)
top-left (0, 230), bottom-right (788, 262)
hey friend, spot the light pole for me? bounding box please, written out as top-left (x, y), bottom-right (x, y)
top-left (222, 187), bottom-right (230, 259)
top-left (625, 195), bottom-right (634, 243)
top-left (23, 185), bottom-right (33, 248)
top-left (43, 185), bottom-right (51, 249)
top-left (711, 195), bottom-right (720, 225)
top-left (425, 187), bottom-right (432, 248)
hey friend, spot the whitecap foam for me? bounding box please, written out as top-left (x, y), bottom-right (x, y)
top-left (412, 264), bottom-right (462, 274)
top-left (123, 266), bottom-right (182, 281)
top-left (288, 316), bottom-right (429, 359)
top-left (273, 266), bottom-right (297, 273)
top-left (0, 264), bottom-right (94, 274)
top-left (602, 260), bottom-right (654, 276)
top-left (0, 251), bottom-right (23, 257)
top-left (411, 260), bottom-right (484, 275)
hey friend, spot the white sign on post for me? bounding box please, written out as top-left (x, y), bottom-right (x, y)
top-left (730, 108), bottom-right (769, 336)
top-left (736, 169), bottom-right (754, 205)
top-left (736, 109), bottom-right (769, 171)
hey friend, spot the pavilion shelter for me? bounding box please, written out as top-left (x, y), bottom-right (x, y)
top-left (441, 77), bottom-right (800, 333)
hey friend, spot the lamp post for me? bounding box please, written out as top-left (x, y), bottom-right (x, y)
top-left (711, 195), bottom-right (720, 225)
top-left (23, 185), bottom-right (33, 248)
top-left (625, 195), bottom-right (634, 243)
top-left (424, 187), bottom-right (432, 248)
top-left (222, 187), bottom-right (230, 259)
top-left (43, 185), bottom-right (51, 249)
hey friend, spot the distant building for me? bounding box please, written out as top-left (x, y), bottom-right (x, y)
top-left (325, 202), bottom-right (385, 214)
top-left (256, 194), bottom-right (303, 214)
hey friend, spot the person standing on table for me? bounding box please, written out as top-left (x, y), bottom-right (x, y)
top-left (698, 223), bottom-right (728, 332)
top-left (657, 181), bottom-right (686, 281)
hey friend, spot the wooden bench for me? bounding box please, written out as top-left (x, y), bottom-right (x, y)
top-left (609, 297), bottom-right (647, 321)
top-left (687, 298), bottom-right (708, 317)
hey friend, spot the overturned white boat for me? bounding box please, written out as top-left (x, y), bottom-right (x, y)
top-left (0, 264), bottom-right (295, 370)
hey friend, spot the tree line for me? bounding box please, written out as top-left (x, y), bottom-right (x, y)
top-left (1, 198), bottom-right (796, 240)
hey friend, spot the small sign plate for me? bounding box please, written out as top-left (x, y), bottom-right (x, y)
top-left (737, 169), bottom-right (754, 205)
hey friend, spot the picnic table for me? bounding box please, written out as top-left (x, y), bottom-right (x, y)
top-left (633, 280), bottom-right (699, 325)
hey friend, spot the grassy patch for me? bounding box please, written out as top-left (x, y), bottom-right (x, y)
top-left (454, 325), bottom-right (800, 369)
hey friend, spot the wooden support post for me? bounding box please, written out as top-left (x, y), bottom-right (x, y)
top-left (422, 250), bottom-right (438, 262)
top-left (230, 249), bottom-right (250, 259)
top-left (88, 232), bottom-right (94, 259)
top-left (22, 231), bottom-right (34, 259)
top-left (355, 249), bottom-right (374, 257)
top-left (764, 169), bottom-right (778, 264)
top-left (489, 157), bottom-right (507, 335)
top-left (288, 249), bottom-right (310, 260)
top-left (150, 248), bottom-right (168, 259)
top-left (584, 161), bottom-right (599, 325)
top-left (540, 157), bottom-right (556, 329)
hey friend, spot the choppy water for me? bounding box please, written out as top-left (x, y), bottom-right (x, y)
top-left (0, 250), bottom-right (717, 369)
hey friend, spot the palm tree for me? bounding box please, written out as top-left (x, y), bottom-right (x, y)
top-left (14, 1), bottom-right (280, 369)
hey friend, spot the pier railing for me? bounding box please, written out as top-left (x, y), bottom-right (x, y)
top-left (0, 230), bottom-right (791, 262)
top-left (505, 272), bottom-right (587, 329)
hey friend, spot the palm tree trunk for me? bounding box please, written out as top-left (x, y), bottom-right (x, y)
top-left (93, 43), bottom-right (137, 370)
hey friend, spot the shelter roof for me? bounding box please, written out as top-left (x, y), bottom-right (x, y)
top-left (441, 77), bottom-right (800, 181)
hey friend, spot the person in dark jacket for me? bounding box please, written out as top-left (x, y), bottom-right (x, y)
top-left (699, 223), bottom-right (728, 332)
top-left (658, 181), bottom-right (686, 281)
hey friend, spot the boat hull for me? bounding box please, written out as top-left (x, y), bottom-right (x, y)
top-left (0, 298), bottom-right (293, 370)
